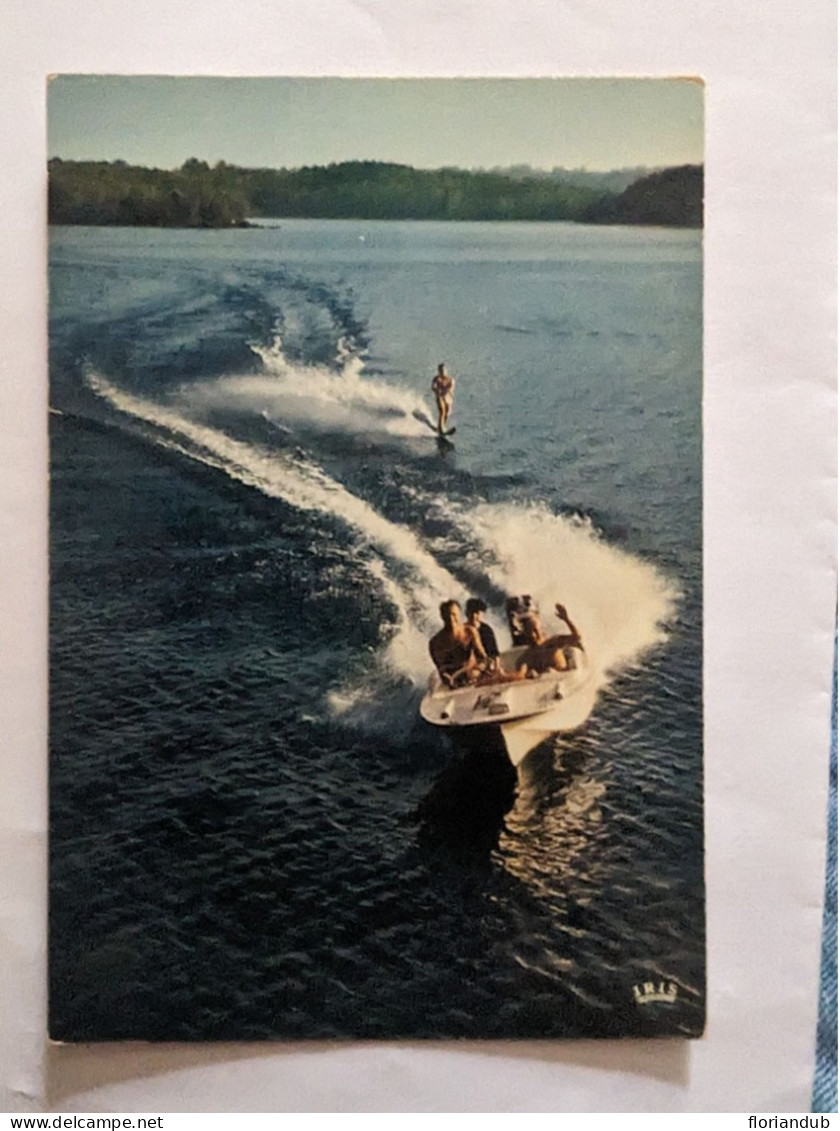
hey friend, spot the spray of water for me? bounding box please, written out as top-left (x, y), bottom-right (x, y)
top-left (86, 369), bottom-right (463, 674)
top-left (465, 502), bottom-right (679, 681)
top-left (204, 333), bottom-right (430, 438)
top-left (86, 368), bottom-right (678, 737)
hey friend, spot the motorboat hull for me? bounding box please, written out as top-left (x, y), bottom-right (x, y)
top-left (419, 648), bottom-right (594, 766)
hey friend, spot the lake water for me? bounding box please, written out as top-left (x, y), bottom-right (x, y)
top-left (49, 219), bottom-right (704, 1040)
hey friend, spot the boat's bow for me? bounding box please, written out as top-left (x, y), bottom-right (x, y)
top-left (419, 648), bottom-right (595, 763)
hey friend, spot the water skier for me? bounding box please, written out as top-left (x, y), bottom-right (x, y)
top-left (431, 363), bottom-right (455, 434)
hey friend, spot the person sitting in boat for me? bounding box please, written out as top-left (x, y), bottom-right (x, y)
top-left (465, 598), bottom-right (500, 673)
top-left (429, 599), bottom-right (487, 688)
top-left (506, 594), bottom-right (539, 646)
top-left (515, 603), bottom-right (584, 678)
top-left (431, 363), bottom-right (455, 433)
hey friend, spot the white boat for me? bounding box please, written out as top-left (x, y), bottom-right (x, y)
top-left (419, 646), bottom-right (596, 766)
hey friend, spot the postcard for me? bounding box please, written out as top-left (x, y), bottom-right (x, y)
top-left (0, 0), bottom-right (835, 1110)
top-left (45, 76), bottom-right (706, 1044)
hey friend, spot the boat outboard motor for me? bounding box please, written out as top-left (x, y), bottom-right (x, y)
top-left (506, 594), bottom-right (539, 646)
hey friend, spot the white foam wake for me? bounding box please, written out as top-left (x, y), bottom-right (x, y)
top-left (329, 498), bottom-right (679, 733)
top-left (187, 333), bottom-right (430, 439)
top-left (86, 371), bottom-right (463, 686)
top-left (87, 370), bottom-right (679, 734)
top-left (464, 502), bottom-right (679, 682)
top-left (383, 488), bottom-right (679, 685)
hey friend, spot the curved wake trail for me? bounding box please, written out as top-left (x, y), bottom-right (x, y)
top-left (194, 334), bottom-right (430, 439)
top-left (86, 372), bottom-right (464, 681)
top-left (465, 502), bottom-right (680, 682)
top-left (387, 486), bottom-right (681, 687)
top-left (87, 369), bottom-right (679, 735)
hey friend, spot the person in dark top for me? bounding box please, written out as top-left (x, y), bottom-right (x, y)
top-left (505, 594), bottom-right (539, 646)
top-left (465, 598), bottom-right (500, 673)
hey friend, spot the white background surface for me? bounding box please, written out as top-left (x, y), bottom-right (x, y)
top-left (0, 0), bottom-right (836, 1113)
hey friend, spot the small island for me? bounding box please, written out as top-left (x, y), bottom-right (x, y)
top-left (48, 158), bottom-right (703, 230)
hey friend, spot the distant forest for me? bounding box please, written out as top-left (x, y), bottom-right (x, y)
top-left (47, 158), bottom-right (703, 229)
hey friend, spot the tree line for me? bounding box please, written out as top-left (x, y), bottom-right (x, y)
top-left (47, 158), bottom-right (703, 228)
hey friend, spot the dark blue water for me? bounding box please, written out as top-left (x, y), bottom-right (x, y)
top-left (49, 219), bottom-right (703, 1040)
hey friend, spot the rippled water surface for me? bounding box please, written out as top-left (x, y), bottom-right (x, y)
top-left (49, 220), bottom-right (703, 1040)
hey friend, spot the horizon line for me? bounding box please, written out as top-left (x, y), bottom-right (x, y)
top-left (47, 155), bottom-right (702, 174)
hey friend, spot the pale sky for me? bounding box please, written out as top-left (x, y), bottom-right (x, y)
top-left (47, 76), bottom-right (703, 172)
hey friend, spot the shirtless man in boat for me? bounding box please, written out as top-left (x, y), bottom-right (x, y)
top-left (430, 598), bottom-right (524, 688)
top-left (431, 363), bottom-right (455, 433)
top-left (429, 599), bottom-right (486, 687)
top-left (516, 603), bottom-right (584, 678)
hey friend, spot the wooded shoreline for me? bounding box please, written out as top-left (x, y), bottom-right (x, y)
top-left (48, 159), bottom-right (703, 229)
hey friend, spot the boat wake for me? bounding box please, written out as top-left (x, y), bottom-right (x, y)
top-left (212, 333), bottom-right (431, 440)
top-left (85, 360), bottom-right (679, 739)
